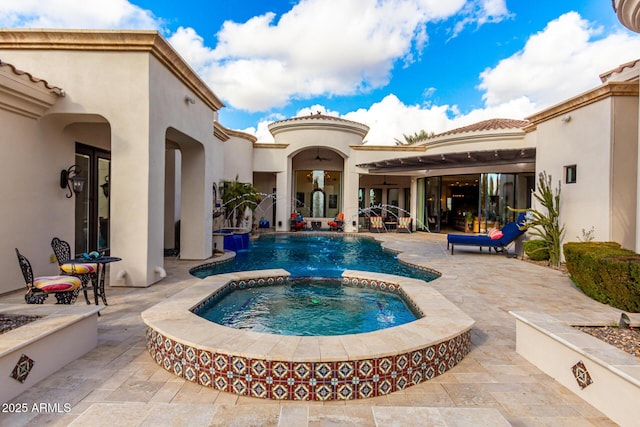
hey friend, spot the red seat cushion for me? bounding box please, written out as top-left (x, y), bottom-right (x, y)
top-left (34, 276), bottom-right (81, 292)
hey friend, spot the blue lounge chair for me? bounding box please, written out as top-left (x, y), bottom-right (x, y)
top-left (447, 213), bottom-right (527, 255)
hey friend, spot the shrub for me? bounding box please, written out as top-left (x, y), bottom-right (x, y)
top-left (524, 239), bottom-right (550, 261)
top-left (564, 242), bottom-right (640, 312)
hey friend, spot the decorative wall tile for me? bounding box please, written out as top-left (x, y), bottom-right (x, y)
top-left (571, 360), bottom-right (593, 389)
top-left (10, 353), bottom-right (35, 383)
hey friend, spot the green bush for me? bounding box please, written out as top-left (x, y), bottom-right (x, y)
top-left (524, 239), bottom-right (550, 261)
top-left (563, 242), bottom-right (640, 312)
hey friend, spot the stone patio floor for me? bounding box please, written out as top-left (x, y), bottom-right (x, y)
top-left (0, 232), bottom-right (634, 426)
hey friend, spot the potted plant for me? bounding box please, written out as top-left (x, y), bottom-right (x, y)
top-left (465, 211), bottom-right (474, 232)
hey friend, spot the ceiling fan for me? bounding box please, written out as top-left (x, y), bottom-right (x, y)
top-left (313, 148), bottom-right (331, 162)
top-left (373, 176), bottom-right (398, 186)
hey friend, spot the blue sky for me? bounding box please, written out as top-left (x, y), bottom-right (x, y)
top-left (1, 0), bottom-right (639, 144)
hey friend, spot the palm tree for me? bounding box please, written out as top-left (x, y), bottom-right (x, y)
top-left (221, 176), bottom-right (262, 228)
top-left (394, 130), bottom-right (435, 145)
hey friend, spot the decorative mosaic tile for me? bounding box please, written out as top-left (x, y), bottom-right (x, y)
top-left (293, 362), bottom-right (311, 380)
top-left (184, 364), bottom-right (198, 382)
top-left (146, 273), bottom-right (472, 401)
top-left (231, 356), bottom-right (248, 375)
top-left (198, 370), bottom-right (212, 387)
top-left (357, 360), bottom-right (374, 378)
top-left (251, 381), bottom-right (268, 398)
top-left (251, 359), bottom-right (268, 378)
top-left (315, 384), bottom-right (332, 400)
top-left (198, 349), bottom-right (212, 368)
top-left (571, 360), bottom-right (593, 389)
top-left (10, 353), bottom-right (35, 383)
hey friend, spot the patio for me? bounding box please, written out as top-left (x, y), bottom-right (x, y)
top-left (0, 232), bottom-right (632, 426)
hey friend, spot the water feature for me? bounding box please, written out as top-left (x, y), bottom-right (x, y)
top-left (194, 278), bottom-right (419, 336)
top-left (191, 234), bottom-right (438, 281)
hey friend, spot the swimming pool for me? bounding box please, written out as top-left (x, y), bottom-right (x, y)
top-left (195, 278), bottom-right (419, 336)
top-left (191, 234), bottom-right (437, 281)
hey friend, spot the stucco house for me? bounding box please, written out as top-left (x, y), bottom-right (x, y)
top-left (1, 22), bottom-right (639, 296)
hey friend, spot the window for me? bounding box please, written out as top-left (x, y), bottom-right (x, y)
top-left (565, 165), bottom-right (577, 184)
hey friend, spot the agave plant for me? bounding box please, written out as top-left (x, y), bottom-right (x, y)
top-left (519, 171), bottom-right (565, 267)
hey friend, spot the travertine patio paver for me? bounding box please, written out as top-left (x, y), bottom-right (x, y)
top-left (0, 232), bottom-right (630, 426)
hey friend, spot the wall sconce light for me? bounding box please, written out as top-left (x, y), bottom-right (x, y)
top-left (185, 95), bottom-right (195, 105)
top-left (100, 176), bottom-right (109, 198)
top-left (60, 165), bottom-right (85, 198)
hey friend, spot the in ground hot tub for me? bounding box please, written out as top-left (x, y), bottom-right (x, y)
top-left (142, 269), bottom-right (474, 401)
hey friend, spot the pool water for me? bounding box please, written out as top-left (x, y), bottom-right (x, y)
top-left (195, 279), bottom-right (419, 336)
top-left (192, 234), bottom-right (437, 281)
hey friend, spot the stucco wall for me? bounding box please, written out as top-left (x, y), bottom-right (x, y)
top-left (0, 109), bottom-right (71, 295)
top-left (611, 95), bottom-right (639, 249)
top-left (1, 46), bottom-right (223, 287)
top-left (534, 99), bottom-right (614, 246)
top-left (223, 136), bottom-right (254, 183)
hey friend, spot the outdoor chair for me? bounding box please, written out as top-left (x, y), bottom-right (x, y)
top-left (369, 216), bottom-right (386, 233)
top-left (290, 213), bottom-right (307, 231)
top-left (396, 217), bottom-right (412, 233)
top-left (446, 213), bottom-right (527, 255)
top-left (51, 237), bottom-right (97, 305)
top-left (15, 248), bottom-right (82, 304)
top-left (328, 213), bottom-right (344, 231)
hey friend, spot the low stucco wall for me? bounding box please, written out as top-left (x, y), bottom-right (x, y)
top-left (1, 304), bottom-right (102, 404)
top-left (511, 311), bottom-right (640, 427)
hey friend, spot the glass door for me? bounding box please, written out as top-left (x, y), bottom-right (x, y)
top-left (425, 177), bottom-right (441, 232)
top-left (74, 153), bottom-right (91, 254)
top-left (75, 144), bottom-right (110, 255)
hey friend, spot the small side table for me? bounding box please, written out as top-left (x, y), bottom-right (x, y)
top-left (68, 256), bottom-right (121, 305)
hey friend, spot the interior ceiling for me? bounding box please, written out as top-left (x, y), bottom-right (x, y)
top-left (357, 148), bottom-right (536, 173)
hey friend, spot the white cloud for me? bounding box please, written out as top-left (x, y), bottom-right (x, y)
top-left (167, 0), bottom-right (515, 112)
top-left (249, 10), bottom-right (639, 147)
top-left (0, 0), bottom-right (159, 29)
top-left (0, 0), bottom-right (511, 114)
top-left (479, 12), bottom-right (640, 109)
top-left (451, 0), bottom-right (510, 37)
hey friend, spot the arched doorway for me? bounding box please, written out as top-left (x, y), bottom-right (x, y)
top-left (291, 148), bottom-right (344, 220)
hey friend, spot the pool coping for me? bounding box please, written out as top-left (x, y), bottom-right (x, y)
top-left (141, 269), bottom-right (474, 400)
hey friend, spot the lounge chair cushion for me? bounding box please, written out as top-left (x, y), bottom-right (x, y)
top-left (33, 275), bottom-right (81, 292)
top-left (487, 228), bottom-right (503, 240)
top-left (398, 217), bottom-right (411, 228)
top-left (60, 263), bottom-right (97, 274)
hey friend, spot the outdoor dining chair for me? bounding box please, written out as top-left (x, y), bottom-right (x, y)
top-left (15, 248), bottom-right (81, 304)
top-left (51, 237), bottom-right (97, 305)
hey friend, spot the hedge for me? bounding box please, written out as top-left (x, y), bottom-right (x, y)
top-left (563, 242), bottom-right (640, 312)
top-left (523, 239), bottom-right (550, 261)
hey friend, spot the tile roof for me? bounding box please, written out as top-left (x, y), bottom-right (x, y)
top-left (0, 59), bottom-right (65, 96)
top-left (433, 118), bottom-right (528, 138)
top-left (270, 112), bottom-right (367, 128)
top-left (599, 58), bottom-right (640, 83)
